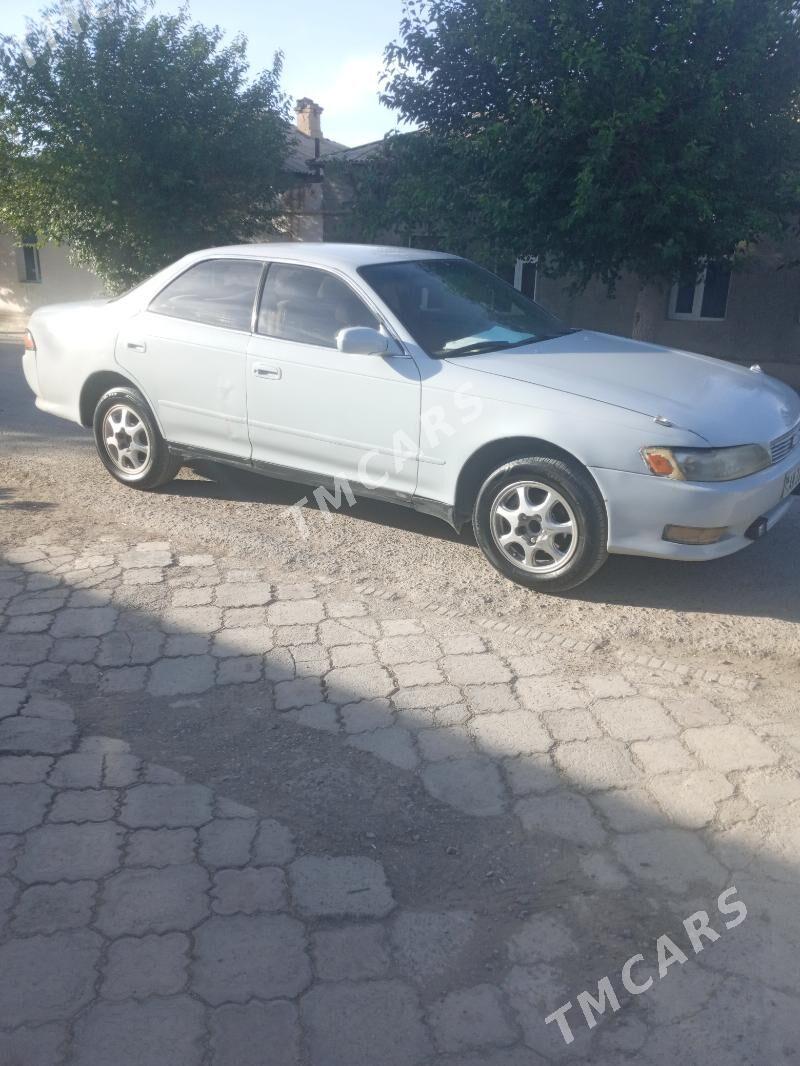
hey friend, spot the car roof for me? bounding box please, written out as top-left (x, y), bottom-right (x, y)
top-left (184, 242), bottom-right (459, 271)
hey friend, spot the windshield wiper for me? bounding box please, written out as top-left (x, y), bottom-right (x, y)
top-left (440, 340), bottom-right (516, 357)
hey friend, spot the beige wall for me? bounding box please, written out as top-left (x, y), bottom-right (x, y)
top-left (0, 234), bottom-right (107, 333)
top-left (535, 243), bottom-right (800, 367)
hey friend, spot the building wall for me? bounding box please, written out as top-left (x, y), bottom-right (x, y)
top-left (1, 177), bottom-right (326, 334)
top-left (534, 241), bottom-right (800, 367)
top-left (0, 235), bottom-right (107, 333)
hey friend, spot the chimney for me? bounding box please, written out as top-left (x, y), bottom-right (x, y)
top-left (295, 97), bottom-right (323, 139)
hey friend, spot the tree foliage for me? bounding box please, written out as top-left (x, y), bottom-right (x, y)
top-left (0, 0), bottom-right (290, 290)
top-left (345, 0), bottom-right (800, 287)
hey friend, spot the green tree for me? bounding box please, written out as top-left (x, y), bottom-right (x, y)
top-left (347, 0), bottom-right (800, 320)
top-left (0, 0), bottom-right (289, 290)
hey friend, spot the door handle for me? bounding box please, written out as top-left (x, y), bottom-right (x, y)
top-left (126, 341), bottom-right (147, 352)
top-left (253, 364), bottom-right (281, 380)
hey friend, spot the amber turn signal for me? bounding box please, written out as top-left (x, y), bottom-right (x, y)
top-left (662, 525), bottom-right (728, 545)
top-left (23, 330), bottom-right (36, 352)
top-left (641, 447), bottom-right (683, 478)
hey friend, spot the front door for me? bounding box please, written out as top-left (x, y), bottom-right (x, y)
top-left (116, 257), bottom-right (264, 458)
top-left (246, 262), bottom-right (421, 496)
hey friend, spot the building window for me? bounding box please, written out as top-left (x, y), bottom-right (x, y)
top-left (16, 237), bottom-right (42, 283)
top-left (514, 256), bottom-right (538, 300)
top-left (668, 262), bottom-right (730, 321)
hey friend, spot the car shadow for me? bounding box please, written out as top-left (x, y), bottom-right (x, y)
top-left (163, 461), bottom-right (467, 544)
top-left (162, 463), bottom-right (800, 626)
top-left (1, 542), bottom-right (797, 1062)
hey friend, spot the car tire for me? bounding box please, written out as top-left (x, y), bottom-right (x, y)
top-left (93, 387), bottom-right (182, 490)
top-left (473, 456), bottom-right (608, 591)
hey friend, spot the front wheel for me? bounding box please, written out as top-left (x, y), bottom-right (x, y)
top-left (93, 387), bottom-right (182, 490)
top-left (473, 456), bottom-right (608, 592)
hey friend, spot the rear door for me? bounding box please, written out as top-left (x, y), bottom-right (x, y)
top-left (115, 257), bottom-right (264, 458)
top-left (245, 262), bottom-right (421, 495)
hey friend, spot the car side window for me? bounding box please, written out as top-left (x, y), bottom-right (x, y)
top-left (149, 259), bottom-right (263, 332)
top-left (257, 263), bottom-right (379, 349)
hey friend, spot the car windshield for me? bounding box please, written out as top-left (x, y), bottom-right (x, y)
top-left (358, 258), bottom-right (571, 357)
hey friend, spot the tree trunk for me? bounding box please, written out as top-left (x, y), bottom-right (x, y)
top-left (631, 283), bottom-right (664, 342)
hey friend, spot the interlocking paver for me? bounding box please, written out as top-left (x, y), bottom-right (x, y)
top-left (515, 790), bottom-right (606, 845)
top-left (391, 909), bottom-right (476, 980)
top-left (613, 828), bottom-right (727, 890)
top-left (348, 726), bottom-right (419, 769)
top-left (647, 770), bottom-right (734, 828)
top-left (192, 914), bottom-right (311, 1004)
top-left (2, 531), bottom-right (797, 1066)
top-left (0, 1024), bottom-right (67, 1066)
top-left (15, 822), bottom-right (123, 882)
top-left (631, 737), bottom-right (697, 775)
top-left (0, 782), bottom-right (52, 832)
top-left (312, 923), bottom-right (391, 981)
top-left (464, 683), bottom-right (520, 714)
top-left (470, 711), bottom-right (551, 756)
top-left (423, 757), bottom-right (506, 816)
top-left (442, 653), bottom-right (511, 685)
top-left (268, 599), bottom-right (324, 625)
top-left (683, 724), bottom-right (780, 771)
top-left (199, 818), bottom-right (255, 867)
top-left (210, 1002), bottom-right (300, 1066)
top-left (0, 930), bottom-right (101, 1026)
top-left (11, 880), bottom-right (96, 934)
top-left (120, 783), bottom-right (213, 828)
top-left (51, 607), bottom-right (117, 638)
top-left (212, 625), bottom-right (273, 657)
top-left (289, 856), bottom-right (395, 917)
top-left (148, 655), bottom-right (217, 696)
top-left (102, 933), bottom-right (189, 999)
top-left (48, 751), bottom-right (103, 788)
top-left (326, 664), bottom-right (395, 703)
top-left (0, 715), bottom-right (76, 754)
top-left (274, 677), bottom-right (324, 710)
top-left (418, 726), bottom-right (475, 761)
top-left (553, 739), bottom-right (641, 791)
top-left (212, 867), bottom-right (287, 914)
top-left (96, 865), bottom-right (210, 935)
top-left (302, 980), bottom-right (431, 1066)
top-left (127, 827), bottom-right (197, 867)
top-left (341, 698), bottom-right (394, 732)
top-left (49, 788), bottom-right (117, 822)
top-left (429, 984), bottom-right (517, 1052)
top-left (543, 708), bottom-right (602, 741)
top-left (594, 697), bottom-right (679, 740)
top-left (0, 754), bottom-right (52, 783)
top-left (0, 686), bottom-right (25, 718)
top-left (71, 996), bottom-right (204, 1066)
top-left (378, 635), bottom-right (441, 664)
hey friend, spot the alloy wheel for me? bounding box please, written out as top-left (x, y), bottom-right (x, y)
top-left (489, 480), bottom-right (578, 574)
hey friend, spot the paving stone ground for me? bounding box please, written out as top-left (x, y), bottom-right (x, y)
top-left (0, 533), bottom-right (798, 1064)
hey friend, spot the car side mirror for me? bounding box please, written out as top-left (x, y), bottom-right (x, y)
top-left (336, 326), bottom-right (390, 356)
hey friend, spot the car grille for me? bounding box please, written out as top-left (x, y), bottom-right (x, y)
top-left (771, 421), bottom-right (800, 464)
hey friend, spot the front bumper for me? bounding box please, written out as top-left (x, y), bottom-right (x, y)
top-left (592, 453), bottom-right (799, 561)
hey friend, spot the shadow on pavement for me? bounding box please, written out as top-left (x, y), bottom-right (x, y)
top-left (0, 539), bottom-right (797, 1063)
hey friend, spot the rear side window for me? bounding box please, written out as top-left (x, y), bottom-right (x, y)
top-left (149, 259), bottom-right (263, 331)
top-left (257, 263), bottom-right (378, 348)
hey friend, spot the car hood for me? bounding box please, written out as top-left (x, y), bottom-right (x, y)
top-left (447, 330), bottom-right (800, 445)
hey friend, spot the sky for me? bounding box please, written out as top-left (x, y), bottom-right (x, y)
top-left (0, 0), bottom-right (409, 146)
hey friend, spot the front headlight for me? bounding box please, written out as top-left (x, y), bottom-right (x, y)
top-left (641, 444), bottom-right (771, 482)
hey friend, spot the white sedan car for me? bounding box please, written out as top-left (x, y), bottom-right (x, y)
top-left (23, 243), bottom-right (800, 591)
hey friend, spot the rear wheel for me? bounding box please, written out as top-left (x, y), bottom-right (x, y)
top-left (93, 387), bottom-right (181, 490)
top-left (473, 456), bottom-right (608, 591)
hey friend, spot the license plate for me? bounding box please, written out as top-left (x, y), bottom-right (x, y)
top-left (784, 462), bottom-right (800, 497)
